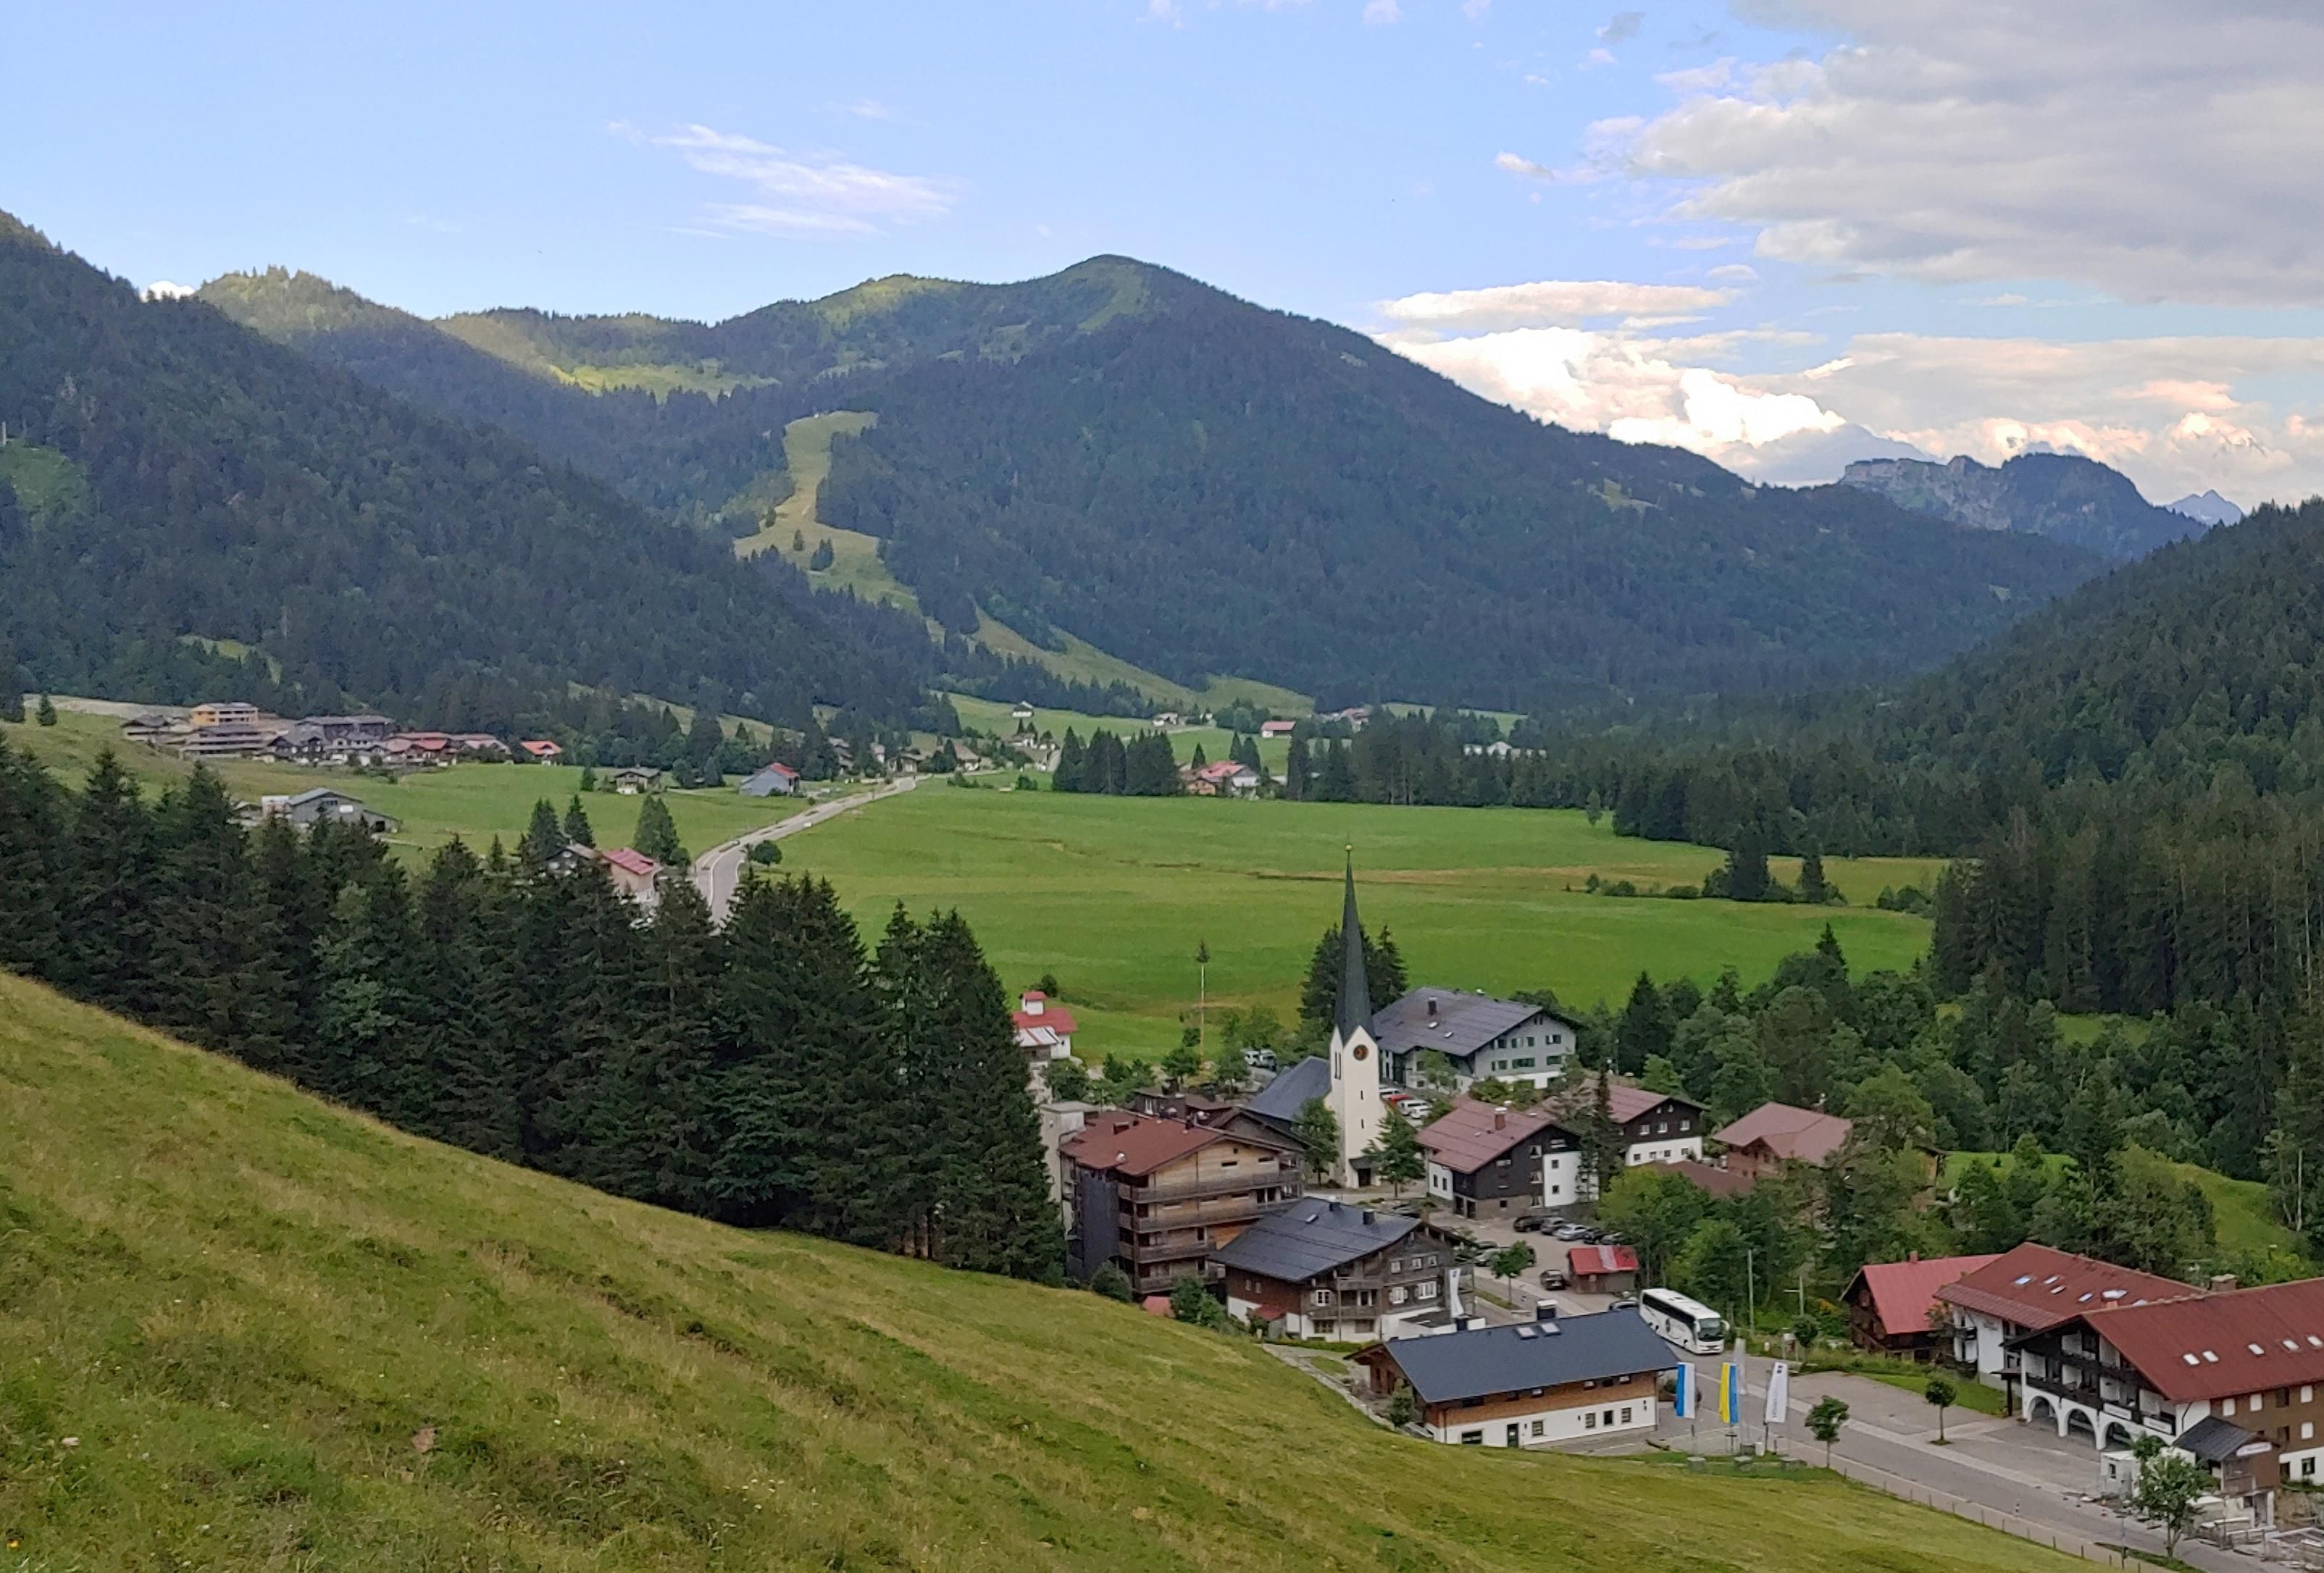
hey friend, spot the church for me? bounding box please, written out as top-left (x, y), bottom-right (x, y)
top-left (1244, 852), bottom-right (1387, 1186)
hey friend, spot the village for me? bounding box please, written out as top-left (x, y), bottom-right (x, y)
top-left (1019, 862), bottom-right (2324, 1569)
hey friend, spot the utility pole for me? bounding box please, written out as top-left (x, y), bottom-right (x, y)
top-left (1195, 939), bottom-right (1210, 1049)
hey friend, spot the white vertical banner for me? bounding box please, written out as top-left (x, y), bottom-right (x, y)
top-left (1674, 1362), bottom-right (1697, 1419)
top-left (1763, 1359), bottom-right (1790, 1427)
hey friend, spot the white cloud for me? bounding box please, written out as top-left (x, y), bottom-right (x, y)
top-left (1146, 0), bottom-right (1183, 25)
top-left (1379, 278), bottom-right (1736, 331)
top-left (1610, 0), bottom-right (2324, 306)
top-left (1597, 9), bottom-right (1642, 43)
top-left (619, 122), bottom-right (953, 237)
top-left (1652, 57), bottom-right (1731, 93)
top-left (1582, 46), bottom-right (1618, 68)
top-left (841, 98), bottom-right (896, 121)
top-left (1363, 0), bottom-right (1400, 23)
top-left (1705, 263), bottom-right (1758, 284)
top-left (1463, 0), bottom-right (1491, 18)
top-left (141, 280), bottom-right (195, 301)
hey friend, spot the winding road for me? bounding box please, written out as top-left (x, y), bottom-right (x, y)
top-left (690, 773), bottom-right (921, 923)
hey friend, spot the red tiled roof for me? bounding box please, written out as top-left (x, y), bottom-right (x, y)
top-left (1844, 1254), bottom-right (2000, 1340)
top-left (1416, 1096), bottom-right (1564, 1175)
top-left (1650, 1159), bottom-right (1756, 1199)
top-left (1192, 760), bottom-right (1245, 782)
top-left (600, 847), bottom-right (661, 878)
top-left (1934, 1242), bottom-right (2191, 1333)
top-left (1061, 1112), bottom-right (1229, 1178)
top-left (1568, 1244), bottom-right (1639, 1277)
top-left (766, 761), bottom-right (799, 779)
top-left (1547, 1081), bottom-right (1700, 1126)
top-left (1012, 993), bottom-right (1078, 1035)
top-left (2072, 1277), bottom-right (2324, 1403)
top-left (1713, 1102), bottom-right (1855, 1167)
top-left (520, 739), bottom-right (559, 755)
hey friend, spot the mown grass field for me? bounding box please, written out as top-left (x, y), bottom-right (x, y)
top-left (1, 708), bottom-right (816, 866)
top-left (0, 970), bottom-right (2089, 1572)
top-left (777, 784), bottom-right (1944, 1056)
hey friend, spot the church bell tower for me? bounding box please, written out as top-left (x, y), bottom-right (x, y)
top-left (1326, 848), bottom-right (1382, 1187)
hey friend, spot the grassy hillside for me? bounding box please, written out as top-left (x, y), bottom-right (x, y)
top-left (0, 970), bottom-right (2083, 1570)
top-left (775, 786), bottom-right (1941, 1054)
top-left (0, 708), bottom-right (817, 865)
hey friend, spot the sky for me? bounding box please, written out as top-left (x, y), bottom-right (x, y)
top-left (11, 0), bottom-right (2324, 506)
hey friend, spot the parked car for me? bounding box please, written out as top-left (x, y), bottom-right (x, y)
top-left (1538, 1269), bottom-right (1569, 1291)
top-left (1609, 1297), bottom-right (1638, 1312)
top-left (1512, 1210), bottom-right (1556, 1234)
top-left (1242, 1047), bottom-right (1278, 1071)
top-left (1551, 1222), bottom-right (1588, 1241)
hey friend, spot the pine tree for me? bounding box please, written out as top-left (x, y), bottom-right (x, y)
top-left (809, 537), bottom-right (836, 571)
top-left (0, 734), bottom-right (67, 973)
top-left (0, 652), bottom-right (22, 723)
top-left (409, 839), bottom-right (521, 1158)
top-left (1800, 845), bottom-right (1831, 905)
top-left (1317, 740), bottom-right (1358, 802)
top-left (34, 694), bottom-right (57, 727)
top-left (1372, 1106), bottom-right (1424, 1197)
top-left (563, 794), bottom-right (595, 847)
top-left (56, 750), bottom-right (157, 1015)
top-left (1284, 737), bottom-right (1311, 801)
top-left (519, 797), bottom-right (565, 869)
top-left (632, 794), bottom-right (687, 866)
top-left (1616, 972), bottom-right (1675, 1075)
top-left (312, 863), bottom-right (424, 1117)
top-left (1053, 728), bottom-right (1086, 792)
top-left (1725, 823), bottom-right (1771, 902)
top-left (1191, 741), bottom-right (1208, 769)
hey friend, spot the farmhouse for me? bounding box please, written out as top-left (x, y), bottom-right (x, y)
top-left (1355, 1306), bottom-right (1676, 1447)
top-left (1840, 1252), bottom-right (1998, 1360)
top-left (611, 767), bottom-right (664, 795)
top-left (1258, 720), bottom-right (1297, 739)
top-left (1416, 1097), bottom-right (1577, 1219)
top-left (258, 787), bottom-right (398, 833)
top-left (1059, 1112), bottom-right (1303, 1296)
top-left (1187, 759), bottom-right (1259, 797)
top-left (738, 762), bottom-right (800, 797)
top-left (1540, 1081), bottom-right (1708, 1190)
top-left (1371, 988), bottom-right (1579, 1092)
top-left (1011, 989), bottom-right (1076, 1060)
top-left (519, 739), bottom-right (562, 761)
top-left (189, 700), bottom-right (261, 729)
top-left (1712, 1102), bottom-right (1855, 1181)
top-left (1215, 1199), bottom-right (1459, 1341)
top-left (1934, 1242), bottom-right (2191, 1393)
top-left (268, 713), bottom-right (396, 764)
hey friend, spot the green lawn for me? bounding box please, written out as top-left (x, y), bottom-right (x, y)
top-left (776, 785), bottom-right (1941, 1057)
top-left (0, 968), bottom-right (2094, 1572)
top-left (3, 708), bottom-right (819, 866)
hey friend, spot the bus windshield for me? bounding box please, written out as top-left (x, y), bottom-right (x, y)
top-left (1693, 1316), bottom-right (1726, 1343)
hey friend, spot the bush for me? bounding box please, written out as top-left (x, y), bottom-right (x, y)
top-left (1088, 1262), bottom-right (1134, 1302)
top-left (746, 840), bottom-right (782, 866)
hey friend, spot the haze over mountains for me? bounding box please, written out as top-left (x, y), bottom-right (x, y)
top-left (187, 248), bottom-right (2104, 715)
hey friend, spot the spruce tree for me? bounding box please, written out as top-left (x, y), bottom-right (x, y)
top-left (632, 794), bottom-right (687, 866)
top-left (519, 797), bottom-right (566, 869)
top-left (312, 863), bottom-right (424, 1116)
top-left (1317, 740), bottom-right (1358, 802)
top-left (0, 660), bottom-right (23, 723)
top-left (563, 794), bottom-right (595, 847)
top-left (1283, 737), bottom-right (1311, 800)
top-left (56, 750), bottom-right (156, 1015)
top-left (1726, 823), bottom-right (1771, 902)
top-left (34, 694), bottom-right (57, 727)
top-left (0, 735), bottom-right (67, 973)
top-left (409, 839), bottom-right (522, 1159)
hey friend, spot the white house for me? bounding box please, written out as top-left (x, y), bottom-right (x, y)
top-left (1353, 1307), bottom-right (1676, 1447)
top-left (1011, 990), bottom-right (1077, 1060)
top-left (1368, 989), bottom-right (1580, 1092)
top-left (1934, 1242), bottom-right (2194, 1393)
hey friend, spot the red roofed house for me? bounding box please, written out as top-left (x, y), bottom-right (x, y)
top-left (2009, 1275), bottom-right (2324, 1521)
top-left (1566, 1243), bottom-right (1640, 1295)
top-left (1712, 1102), bottom-right (1856, 1182)
top-left (1417, 1096), bottom-right (1578, 1219)
top-left (1841, 1252), bottom-right (1999, 1360)
top-left (1547, 1081), bottom-right (1707, 1195)
top-left (590, 845), bottom-right (665, 905)
top-left (1187, 758), bottom-right (1261, 797)
top-left (1012, 990), bottom-right (1077, 1061)
top-left (519, 739), bottom-right (562, 761)
top-left (1647, 1159), bottom-right (1757, 1200)
top-left (1934, 1242), bottom-right (2193, 1396)
top-left (1258, 720), bottom-right (1297, 739)
top-left (1059, 1111), bottom-right (1303, 1296)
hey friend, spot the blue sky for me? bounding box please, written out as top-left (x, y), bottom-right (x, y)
top-left (12, 1), bottom-right (2324, 503)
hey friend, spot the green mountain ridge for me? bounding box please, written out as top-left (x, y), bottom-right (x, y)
top-left (201, 256), bottom-right (2107, 714)
top-left (0, 966), bottom-right (2082, 1571)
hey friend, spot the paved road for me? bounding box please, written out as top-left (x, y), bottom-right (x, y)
top-left (690, 773), bottom-right (920, 921)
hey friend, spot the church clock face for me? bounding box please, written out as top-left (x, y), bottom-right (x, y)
top-left (1352, 1043), bottom-right (1368, 1061)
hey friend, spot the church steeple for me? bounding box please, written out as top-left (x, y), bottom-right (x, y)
top-left (1336, 847), bottom-right (1370, 1039)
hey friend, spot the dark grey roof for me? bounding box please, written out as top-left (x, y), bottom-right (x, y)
top-left (1245, 1055), bottom-right (1330, 1122)
top-left (1374, 1309), bottom-right (1677, 1404)
top-left (1212, 1199), bottom-right (1419, 1283)
top-left (1336, 852), bottom-right (1369, 1041)
top-left (281, 787), bottom-right (356, 808)
top-left (1370, 989), bottom-right (1561, 1062)
top-left (2174, 1415), bottom-right (2257, 1464)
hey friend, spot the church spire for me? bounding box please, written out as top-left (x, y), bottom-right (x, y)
top-left (1336, 846), bottom-right (1370, 1041)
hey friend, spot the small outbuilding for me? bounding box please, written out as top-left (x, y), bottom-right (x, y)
top-left (738, 762), bottom-right (801, 797)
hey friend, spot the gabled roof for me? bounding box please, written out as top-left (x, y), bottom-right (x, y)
top-left (1192, 759), bottom-right (1246, 783)
top-left (2174, 1415), bottom-right (2260, 1464)
top-left (1061, 1112), bottom-right (1258, 1178)
top-left (1548, 1080), bottom-right (1703, 1127)
top-left (1713, 1102), bottom-right (1855, 1166)
top-left (1934, 1242), bottom-right (2191, 1333)
top-left (1011, 993), bottom-right (1079, 1035)
top-left (1245, 1055), bottom-right (1330, 1123)
top-left (1843, 1254), bottom-right (1999, 1339)
top-left (1366, 1309), bottom-right (1676, 1404)
top-left (1416, 1096), bottom-right (1568, 1175)
top-left (599, 847), bottom-right (661, 878)
top-left (1648, 1159), bottom-right (1756, 1199)
top-left (2060, 1275), bottom-right (2324, 1404)
top-left (1568, 1244), bottom-right (1639, 1277)
top-left (1369, 989), bottom-right (1560, 1062)
top-left (1211, 1199), bottom-right (1420, 1283)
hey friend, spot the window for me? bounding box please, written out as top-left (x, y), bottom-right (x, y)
top-left (2224, 1398), bottom-right (2238, 1416)
top-left (2280, 1389), bottom-right (2294, 1408)
top-left (1584, 1411), bottom-right (1597, 1430)
top-left (1549, 1184), bottom-right (1562, 1197)
top-left (1460, 1430), bottom-right (1484, 1446)
top-left (1313, 1289), bottom-right (1334, 1306)
top-left (1602, 1409), bottom-right (1615, 1429)
top-left (2307, 1459), bottom-right (2317, 1480)
top-left (1621, 1406), bottom-right (1634, 1425)
top-left (2307, 1386), bottom-right (2317, 1403)
top-left (1657, 1121), bottom-right (1668, 1134)
top-left (1530, 1419), bottom-right (1545, 1437)
top-left (1679, 1119), bottom-right (1691, 1133)
top-left (2251, 1394), bottom-right (2266, 1411)
top-left (1388, 1259), bottom-right (1402, 1273)
top-left (1418, 1282), bottom-right (1438, 1301)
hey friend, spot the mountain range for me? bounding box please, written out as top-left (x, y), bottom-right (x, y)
top-left (186, 253), bottom-right (2105, 715)
top-left (2167, 489), bottom-right (2246, 527)
top-left (1837, 450), bottom-right (2208, 561)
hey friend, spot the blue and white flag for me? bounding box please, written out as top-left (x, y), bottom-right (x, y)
top-left (1674, 1362), bottom-right (1697, 1419)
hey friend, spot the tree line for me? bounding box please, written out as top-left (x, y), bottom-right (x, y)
top-left (0, 738), bottom-right (1062, 1280)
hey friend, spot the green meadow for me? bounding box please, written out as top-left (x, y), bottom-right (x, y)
top-left (776, 784), bottom-right (1944, 1057)
top-left (0, 968), bottom-right (2090, 1572)
top-left (2, 708), bottom-right (816, 865)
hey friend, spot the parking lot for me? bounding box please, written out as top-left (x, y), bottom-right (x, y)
top-left (1439, 1209), bottom-right (1629, 1322)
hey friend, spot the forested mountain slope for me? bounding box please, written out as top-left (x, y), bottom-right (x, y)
top-left (0, 212), bottom-right (946, 730)
top-left (0, 965), bottom-right (2083, 1571)
top-left (1840, 451), bottom-right (2202, 561)
top-left (204, 257), bottom-right (2103, 713)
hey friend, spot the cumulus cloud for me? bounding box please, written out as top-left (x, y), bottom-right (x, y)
top-left (616, 122), bottom-right (953, 236)
top-left (140, 280), bottom-right (195, 301)
top-left (1379, 278), bottom-right (1735, 331)
top-left (1609, 0), bottom-right (2324, 306)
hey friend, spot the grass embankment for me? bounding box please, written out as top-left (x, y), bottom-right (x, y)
top-left (2, 708), bottom-right (816, 867)
top-left (776, 785), bottom-right (1941, 1055)
top-left (1941, 1149), bottom-right (2315, 1280)
top-left (0, 971), bottom-right (2089, 1570)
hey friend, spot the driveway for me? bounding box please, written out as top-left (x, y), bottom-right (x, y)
top-left (690, 773), bottom-right (919, 922)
